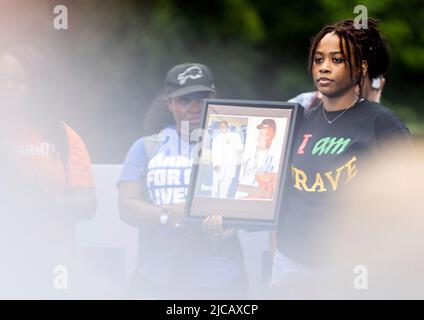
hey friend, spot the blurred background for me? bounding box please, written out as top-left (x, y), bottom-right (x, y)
top-left (1, 0), bottom-right (423, 163)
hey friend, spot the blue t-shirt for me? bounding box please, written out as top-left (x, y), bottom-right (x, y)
top-left (118, 125), bottom-right (243, 289)
top-left (119, 125), bottom-right (193, 205)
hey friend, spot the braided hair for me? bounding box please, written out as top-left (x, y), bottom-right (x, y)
top-left (308, 18), bottom-right (390, 97)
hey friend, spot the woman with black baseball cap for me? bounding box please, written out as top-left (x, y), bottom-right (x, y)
top-left (118, 63), bottom-right (248, 299)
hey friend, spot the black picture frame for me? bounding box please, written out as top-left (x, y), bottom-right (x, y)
top-left (184, 99), bottom-right (303, 229)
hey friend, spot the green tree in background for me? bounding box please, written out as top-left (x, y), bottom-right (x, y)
top-left (4, 0), bottom-right (421, 161)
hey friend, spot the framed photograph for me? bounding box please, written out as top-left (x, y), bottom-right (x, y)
top-left (184, 99), bottom-right (303, 228)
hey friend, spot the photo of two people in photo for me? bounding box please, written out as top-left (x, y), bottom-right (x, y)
top-left (196, 116), bottom-right (286, 201)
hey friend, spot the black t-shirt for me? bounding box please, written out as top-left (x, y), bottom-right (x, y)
top-left (277, 99), bottom-right (411, 267)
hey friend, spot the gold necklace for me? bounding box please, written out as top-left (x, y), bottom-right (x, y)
top-left (322, 97), bottom-right (361, 124)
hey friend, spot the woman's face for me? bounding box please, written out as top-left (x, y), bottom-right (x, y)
top-left (168, 91), bottom-right (211, 133)
top-left (0, 53), bottom-right (28, 99)
top-left (312, 32), bottom-right (357, 98)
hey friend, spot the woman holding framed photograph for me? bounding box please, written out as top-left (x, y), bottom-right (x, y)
top-left (117, 63), bottom-right (248, 299)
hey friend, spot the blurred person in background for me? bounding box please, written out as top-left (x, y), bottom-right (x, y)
top-left (118, 63), bottom-right (248, 299)
top-left (0, 44), bottom-right (96, 297)
top-left (270, 18), bottom-right (413, 298)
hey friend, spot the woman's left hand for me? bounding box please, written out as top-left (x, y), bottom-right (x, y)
top-left (202, 214), bottom-right (237, 240)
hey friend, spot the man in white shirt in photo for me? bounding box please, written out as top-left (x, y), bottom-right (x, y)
top-left (210, 120), bottom-right (244, 198)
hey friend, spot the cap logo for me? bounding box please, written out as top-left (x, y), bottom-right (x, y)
top-left (177, 66), bottom-right (203, 85)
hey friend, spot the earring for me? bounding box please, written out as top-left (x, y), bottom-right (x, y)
top-left (356, 73), bottom-right (362, 85)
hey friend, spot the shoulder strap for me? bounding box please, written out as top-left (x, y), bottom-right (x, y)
top-left (138, 131), bottom-right (165, 203)
top-left (143, 133), bottom-right (161, 162)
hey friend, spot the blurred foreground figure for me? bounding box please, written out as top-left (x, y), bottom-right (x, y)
top-left (270, 147), bottom-right (424, 299)
top-left (118, 63), bottom-right (248, 299)
top-left (0, 45), bottom-right (96, 298)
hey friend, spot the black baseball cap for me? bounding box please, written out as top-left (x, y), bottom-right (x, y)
top-left (257, 119), bottom-right (276, 131)
top-left (164, 63), bottom-right (216, 98)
